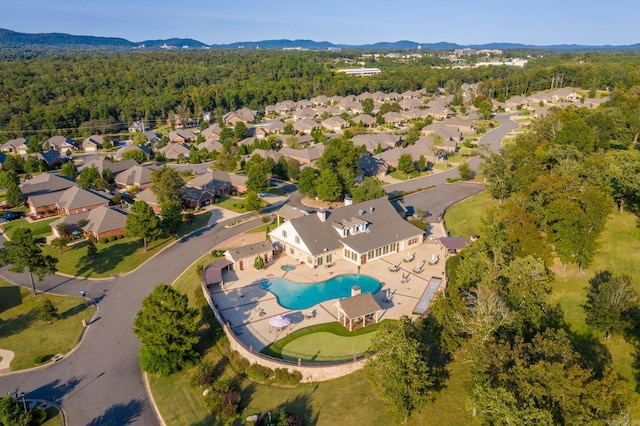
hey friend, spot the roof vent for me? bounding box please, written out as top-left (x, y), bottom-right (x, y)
top-left (358, 209), bottom-right (365, 216)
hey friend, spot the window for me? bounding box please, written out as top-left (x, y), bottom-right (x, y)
top-left (295, 236), bottom-right (300, 244)
top-left (282, 230), bottom-right (287, 238)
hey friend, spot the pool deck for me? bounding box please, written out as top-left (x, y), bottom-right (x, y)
top-left (209, 225), bottom-right (449, 352)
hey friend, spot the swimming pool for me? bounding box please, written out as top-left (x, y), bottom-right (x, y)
top-left (260, 274), bottom-right (381, 310)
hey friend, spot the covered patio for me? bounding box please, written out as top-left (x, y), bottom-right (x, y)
top-left (202, 259), bottom-right (233, 289)
top-left (334, 292), bottom-right (383, 332)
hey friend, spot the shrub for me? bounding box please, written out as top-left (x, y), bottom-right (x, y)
top-left (196, 264), bottom-right (205, 278)
top-left (190, 360), bottom-right (215, 388)
top-left (246, 363), bottom-right (273, 382)
top-left (409, 217), bottom-right (427, 231)
top-left (272, 368), bottom-right (302, 386)
top-left (99, 238), bottom-right (109, 244)
top-left (108, 235), bottom-right (117, 242)
top-left (227, 350), bottom-right (249, 374)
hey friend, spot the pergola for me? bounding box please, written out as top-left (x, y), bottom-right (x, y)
top-left (334, 292), bottom-right (383, 332)
top-left (201, 259), bottom-right (233, 289)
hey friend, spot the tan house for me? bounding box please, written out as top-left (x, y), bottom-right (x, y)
top-left (321, 116), bottom-right (348, 132)
top-left (115, 165), bottom-right (156, 190)
top-left (0, 138), bottom-right (28, 155)
top-left (51, 205), bottom-right (128, 240)
top-left (269, 197), bottom-right (424, 269)
top-left (82, 135), bottom-right (103, 152)
top-left (55, 186), bottom-right (111, 216)
top-left (187, 171), bottom-right (248, 195)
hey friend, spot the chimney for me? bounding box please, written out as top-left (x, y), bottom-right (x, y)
top-left (344, 196), bottom-right (353, 206)
top-left (317, 209), bottom-right (327, 222)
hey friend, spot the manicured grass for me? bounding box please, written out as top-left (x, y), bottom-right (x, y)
top-left (41, 406), bottom-right (63, 426)
top-left (2, 217), bottom-right (59, 240)
top-left (216, 196), bottom-right (251, 213)
top-left (0, 280), bottom-right (95, 371)
top-left (443, 190), bottom-right (497, 237)
top-left (41, 212), bottom-right (210, 278)
top-left (266, 187), bottom-right (287, 196)
top-left (246, 219), bottom-right (275, 234)
top-left (389, 170), bottom-right (429, 181)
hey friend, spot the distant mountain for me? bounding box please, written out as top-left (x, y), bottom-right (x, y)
top-left (0, 28), bottom-right (638, 51)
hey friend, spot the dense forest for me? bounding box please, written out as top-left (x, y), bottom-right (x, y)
top-left (1, 50), bottom-right (640, 143)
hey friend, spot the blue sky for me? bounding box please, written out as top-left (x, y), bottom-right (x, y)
top-left (2, 0), bottom-right (637, 46)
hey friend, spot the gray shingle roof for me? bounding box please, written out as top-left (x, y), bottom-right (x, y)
top-left (338, 292), bottom-right (382, 319)
top-left (20, 173), bottom-right (75, 197)
top-left (83, 206), bottom-right (128, 235)
top-left (56, 186), bottom-right (110, 211)
top-left (225, 241), bottom-right (272, 261)
top-left (286, 197), bottom-right (423, 256)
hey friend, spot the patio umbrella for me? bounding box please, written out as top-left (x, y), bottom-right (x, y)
top-left (269, 315), bottom-right (291, 328)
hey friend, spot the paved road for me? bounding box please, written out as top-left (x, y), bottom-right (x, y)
top-left (0, 214), bottom-right (261, 426)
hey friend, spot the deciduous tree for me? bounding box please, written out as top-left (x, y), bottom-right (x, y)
top-left (126, 201), bottom-right (163, 252)
top-left (133, 283), bottom-right (199, 376)
top-left (584, 271), bottom-right (639, 339)
top-left (151, 165), bottom-right (185, 206)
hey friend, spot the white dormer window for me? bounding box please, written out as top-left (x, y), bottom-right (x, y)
top-left (282, 230), bottom-right (287, 238)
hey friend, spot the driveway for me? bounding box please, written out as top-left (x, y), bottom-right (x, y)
top-left (0, 213), bottom-right (262, 426)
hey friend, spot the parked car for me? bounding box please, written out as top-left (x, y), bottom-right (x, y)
top-left (0, 204), bottom-right (13, 210)
top-left (1, 211), bottom-right (24, 222)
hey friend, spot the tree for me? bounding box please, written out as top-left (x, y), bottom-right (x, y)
top-left (151, 165), bottom-right (185, 206)
top-left (478, 100), bottom-right (493, 120)
top-left (133, 283), bottom-right (199, 376)
top-left (60, 161), bottom-right (79, 179)
top-left (39, 299), bottom-right (60, 324)
top-left (351, 177), bottom-right (386, 202)
top-left (397, 153), bottom-right (415, 175)
top-left (0, 228), bottom-right (58, 295)
top-left (126, 201), bottom-right (163, 252)
top-left (254, 255), bottom-right (265, 270)
top-left (245, 155), bottom-right (269, 193)
top-left (457, 162), bottom-right (474, 180)
top-left (0, 394), bottom-right (31, 426)
top-left (213, 152), bottom-right (238, 172)
top-left (417, 155), bottom-right (427, 172)
top-left (77, 166), bottom-right (108, 191)
top-left (584, 271), bottom-right (639, 339)
top-left (361, 98), bottom-right (374, 115)
top-left (234, 122), bottom-right (249, 140)
top-left (0, 170), bottom-right (19, 189)
top-left (50, 237), bottom-right (70, 254)
top-left (315, 168), bottom-right (342, 201)
top-left (160, 201), bottom-right (183, 231)
top-left (122, 148), bottom-right (147, 164)
top-left (365, 316), bottom-right (432, 421)
top-left (86, 239), bottom-right (98, 259)
top-left (297, 167), bottom-right (318, 197)
top-left (132, 131), bottom-right (146, 146)
top-left (189, 146), bottom-right (200, 164)
top-left (5, 181), bottom-right (23, 207)
top-left (245, 191), bottom-right (262, 212)
top-left (286, 158), bottom-right (300, 181)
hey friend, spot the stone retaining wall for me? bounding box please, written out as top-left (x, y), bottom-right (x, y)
top-left (201, 281), bottom-right (367, 382)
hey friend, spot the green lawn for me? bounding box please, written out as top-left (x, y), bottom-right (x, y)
top-left (216, 196), bottom-right (252, 213)
top-left (389, 170), bottom-right (430, 181)
top-left (443, 190), bottom-right (497, 237)
top-left (0, 280), bottom-right (95, 371)
top-left (2, 217), bottom-right (59, 240)
top-left (41, 212), bottom-right (210, 278)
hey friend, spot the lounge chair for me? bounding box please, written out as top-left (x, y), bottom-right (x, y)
top-left (428, 254), bottom-right (440, 265)
top-left (413, 261), bottom-right (425, 274)
top-left (388, 263), bottom-right (401, 272)
top-left (255, 307), bottom-right (266, 317)
top-left (401, 273), bottom-right (411, 284)
top-left (305, 310), bottom-right (316, 319)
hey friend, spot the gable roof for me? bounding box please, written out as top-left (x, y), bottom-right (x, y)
top-left (20, 173), bottom-right (75, 197)
top-left (168, 128), bottom-right (197, 142)
top-left (80, 159), bottom-right (138, 175)
top-left (225, 240), bottom-right (272, 261)
top-left (135, 188), bottom-right (159, 206)
top-left (187, 171), bottom-right (248, 191)
top-left (160, 143), bottom-right (191, 159)
top-left (83, 206), bottom-right (128, 235)
top-left (278, 197), bottom-right (423, 256)
top-left (46, 135), bottom-right (76, 149)
top-left (56, 186), bottom-right (110, 211)
top-left (337, 292), bottom-right (382, 319)
top-left (115, 165), bottom-right (156, 187)
top-left (277, 204), bottom-right (311, 221)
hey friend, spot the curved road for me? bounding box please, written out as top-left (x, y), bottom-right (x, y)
top-left (0, 115), bottom-right (518, 425)
top-left (0, 214), bottom-right (261, 425)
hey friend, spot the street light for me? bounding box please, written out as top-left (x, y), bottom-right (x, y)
top-left (20, 392), bottom-right (27, 413)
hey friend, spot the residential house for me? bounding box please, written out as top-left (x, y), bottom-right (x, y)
top-left (199, 139), bottom-right (223, 153)
top-left (262, 119), bottom-right (285, 134)
top-left (279, 145), bottom-right (325, 165)
top-left (382, 111), bottom-right (404, 126)
top-left (1, 138), bottom-right (28, 155)
top-left (168, 129), bottom-right (197, 144)
top-left (379, 135), bottom-right (446, 168)
top-left (29, 150), bottom-right (63, 169)
top-left (115, 165), bottom-right (157, 190)
top-left (275, 204), bottom-right (310, 225)
top-left (443, 117), bottom-right (474, 133)
top-left (351, 114), bottom-right (376, 127)
top-left (582, 97), bottom-right (609, 109)
top-left (224, 240), bottom-right (274, 271)
top-left (22, 174), bottom-right (76, 215)
top-left (80, 159), bottom-right (138, 176)
top-left (134, 188), bottom-right (161, 213)
top-left (182, 186), bottom-right (214, 209)
top-left (159, 143), bottom-right (191, 160)
top-left (143, 131), bottom-right (161, 146)
top-left (45, 136), bottom-right (76, 153)
top-left (356, 92), bottom-right (373, 101)
top-left (51, 206), bottom-right (128, 240)
top-left (316, 105), bottom-right (341, 116)
top-left (293, 108), bottom-right (318, 121)
top-left (399, 98), bottom-right (424, 110)
top-left (401, 108), bottom-right (430, 120)
top-left (420, 122), bottom-right (461, 151)
top-left (202, 123), bottom-right (223, 141)
top-left (186, 171), bottom-right (248, 195)
top-left (321, 116), bottom-right (348, 132)
top-left (337, 99), bottom-right (363, 114)
top-left (527, 91), bottom-right (551, 105)
top-left (549, 88), bottom-right (581, 102)
top-left (296, 99), bottom-right (312, 110)
top-left (310, 95), bottom-right (330, 106)
top-left (269, 197), bottom-right (424, 269)
top-left (249, 149), bottom-right (283, 163)
top-left (55, 186), bottom-right (111, 216)
top-left (222, 107), bottom-right (257, 125)
top-left (128, 120), bottom-right (149, 133)
top-left (425, 98), bottom-right (449, 119)
top-left (292, 118), bottom-right (319, 134)
top-left (356, 154), bottom-right (388, 180)
top-left (82, 135), bottom-right (103, 152)
top-left (504, 95), bottom-right (530, 111)
top-left (274, 100), bottom-right (297, 114)
top-left (352, 134), bottom-right (400, 153)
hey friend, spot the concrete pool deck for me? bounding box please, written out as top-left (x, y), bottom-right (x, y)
top-left (209, 224), bottom-right (449, 352)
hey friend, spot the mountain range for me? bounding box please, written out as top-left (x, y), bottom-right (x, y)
top-left (1, 28), bottom-right (639, 51)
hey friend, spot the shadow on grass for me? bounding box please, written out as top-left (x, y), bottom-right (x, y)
top-left (0, 307), bottom-right (39, 338)
top-left (86, 398), bottom-right (144, 426)
top-left (59, 301), bottom-right (91, 320)
top-left (261, 393), bottom-right (319, 426)
top-left (74, 241), bottom-right (139, 277)
top-left (0, 284), bottom-right (22, 313)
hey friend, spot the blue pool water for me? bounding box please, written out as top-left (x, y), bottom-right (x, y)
top-left (260, 274), bottom-right (381, 310)
top-left (281, 265), bottom-right (296, 271)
